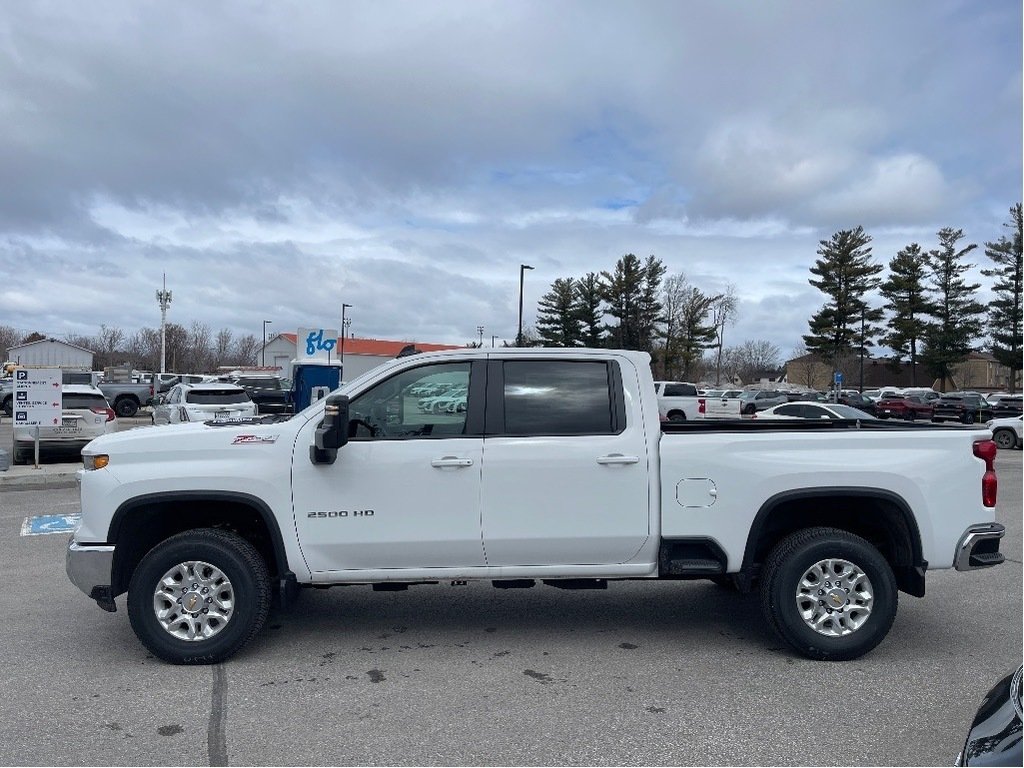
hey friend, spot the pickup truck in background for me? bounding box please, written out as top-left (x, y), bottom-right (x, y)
top-left (654, 380), bottom-right (702, 421)
top-left (227, 375), bottom-right (294, 415)
top-left (67, 348), bottom-right (1005, 665)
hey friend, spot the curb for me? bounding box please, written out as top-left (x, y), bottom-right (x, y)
top-left (0, 467), bottom-right (80, 490)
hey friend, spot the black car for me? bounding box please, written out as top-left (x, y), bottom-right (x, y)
top-left (230, 376), bottom-right (293, 414)
top-left (956, 666), bottom-right (1022, 766)
top-left (932, 393), bottom-right (994, 424)
top-left (991, 395), bottom-right (1023, 418)
top-left (838, 391), bottom-right (878, 416)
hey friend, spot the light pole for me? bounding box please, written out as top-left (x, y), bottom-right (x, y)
top-left (341, 304), bottom-right (352, 368)
top-left (477, 325), bottom-right (484, 347)
top-left (517, 264), bottom-right (534, 347)
top-left (858, 304), bottom-right (866, 393)
top-left (262, 320), bottom-right (272, 367)
top-left (155, 273), bottom-right (172, 374)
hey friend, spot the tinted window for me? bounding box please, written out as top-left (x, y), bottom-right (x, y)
top-left (186, 389), bottom-right (251, 404)
top-left (775, 405), bottom-right (804, 417)
top-left (349, 362), bottom-right (471, 439)
top-left (62, 393), bottom-right (108, 410)
top-left (663, 383), bottom-right (697, 397)
top-left (237, 377), bottom-right (280, 389)
top-left (503, 361), bottom-right (613, 435)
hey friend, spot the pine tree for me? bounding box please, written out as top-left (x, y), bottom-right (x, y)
top-left (535, 277), bottom-right (581, 347)
top-left (802, 227), bottom-right (884, 376)
top-left (575, 272), bottom-right (605, 347)
top-left (600, 254), bottom-right (666, 351)
top-left (880, 243), bottom-right (933, 386)
top-left (982, 203), bottom-right (1023, 392)
top-left (921, 227), bottom-right (985, 391)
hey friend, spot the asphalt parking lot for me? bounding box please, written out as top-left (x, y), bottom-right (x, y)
top-left (0, 418), bottom-right (1020, 766)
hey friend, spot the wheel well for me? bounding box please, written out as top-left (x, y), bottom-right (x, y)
top-left (742, 492), bottom-right (923, 595)
top-left (110, 498), bottom-right (285, 597)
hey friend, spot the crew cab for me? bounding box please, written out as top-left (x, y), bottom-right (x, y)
top-left (653, 380), bottom-right (702, 421)
top-left (67, 348), bottom-right (1005, 665)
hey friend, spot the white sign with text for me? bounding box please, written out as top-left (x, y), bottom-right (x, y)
top-left (296, 328), bottom-right (340, 363)
top-left (13, 368), bottom-right (62, 426)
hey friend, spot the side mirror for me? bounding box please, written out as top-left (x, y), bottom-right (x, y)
top-left (311, 394), bottom-right (349, 465)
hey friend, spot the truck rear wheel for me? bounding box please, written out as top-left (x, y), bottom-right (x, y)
top-left (759, 527), bottom-right (897, 661)
top-left (667, 410), bottom-right (686, 422)
top-left (114, 397), bottom-right (139, 418)
top-left (127, 529), bottom-right (271, 665)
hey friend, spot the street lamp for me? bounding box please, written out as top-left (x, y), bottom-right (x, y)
top-left (517, 264), bottom-right (534, 347)
top-left (341, 304), bottom-right (352, 368)
top-left (477, 325), bottom-right (484, 347)
top-left (262, 320), bottom-right (272, 367)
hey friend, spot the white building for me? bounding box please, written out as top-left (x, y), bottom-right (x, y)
top-left (6, 338), bottom-right (94, 369)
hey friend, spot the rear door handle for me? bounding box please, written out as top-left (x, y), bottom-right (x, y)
top-left (596, 454), bottom-right (639, 465)
top-left (431, 456), bottom-right (474, 468)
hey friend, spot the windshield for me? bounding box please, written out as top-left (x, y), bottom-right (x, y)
top-left (830, 404), bottom-right (876, 419)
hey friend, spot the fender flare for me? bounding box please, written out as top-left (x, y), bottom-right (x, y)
top-left (740, 486), bottom-right (924, 573)
top-left (108, 490), bottom-right (290, 577)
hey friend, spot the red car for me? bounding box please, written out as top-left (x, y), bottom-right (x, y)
top-left (876, 394), bottom-right (934, 420)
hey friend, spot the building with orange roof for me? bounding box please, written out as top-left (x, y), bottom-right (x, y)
top-left (260, 332), bottom-right (463, 380)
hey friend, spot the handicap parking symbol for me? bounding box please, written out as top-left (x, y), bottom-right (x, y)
top-left (20, 514), bottom-right (82, 536)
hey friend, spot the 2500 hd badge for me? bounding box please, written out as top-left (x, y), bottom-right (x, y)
top-left (307, 509), bottom-right (375, 518)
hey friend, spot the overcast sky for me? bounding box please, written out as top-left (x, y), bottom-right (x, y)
top-left (1, 0), bottom-right (1021, 358)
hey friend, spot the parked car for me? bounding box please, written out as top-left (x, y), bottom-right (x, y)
top-left (986, 415), bottom-right (1022, 450)
top-left (228, 375), bottom-right (293, 415)
top-left (876, 394), bottom-right (933, 421)
top-left (738, 389), bottom-right (789, 415)
top-left (754, 402), bottom-right (877, 420)
top-left (838, 391), bottom-right (878, 416)
top-left (932, 393), bottom-right (994, 425)
top-left (954, 666), bottom-right (1022, 766)
top-left (900, 387), bottom-right (941, 404)
top-left (151, 383), bottom-right (257, 425)
top-left (990, 395), bottom-right (1023, 418)
top-left (11, 385), bottom-right (116, 464)
top-left (654, 380), bottom-right (702, 421)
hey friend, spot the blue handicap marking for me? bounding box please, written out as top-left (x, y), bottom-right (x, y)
top-left (20, 513), bottom-right (82, 536)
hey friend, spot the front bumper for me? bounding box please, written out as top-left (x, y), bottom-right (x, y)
top-left (66, 539), bottom-right (117, 611)
top-left (954, 523), bottom-right (1006, 571)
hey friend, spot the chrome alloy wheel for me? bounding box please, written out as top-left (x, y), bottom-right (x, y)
top-left (152, 560), bottom-right (234, 641)
top-left (795, 558), bottom-right (874, 637)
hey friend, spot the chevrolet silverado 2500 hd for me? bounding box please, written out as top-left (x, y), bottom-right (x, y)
top-left (67, 348), bottom-right (1005, 664)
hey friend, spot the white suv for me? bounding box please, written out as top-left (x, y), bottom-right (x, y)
top-left (152, 382), bottom-right (257, 425)
top-left (12, 385), bottom-right (116, 464)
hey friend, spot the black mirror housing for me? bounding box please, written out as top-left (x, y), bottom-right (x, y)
top-left (312, 394), bottom-right (349, 464)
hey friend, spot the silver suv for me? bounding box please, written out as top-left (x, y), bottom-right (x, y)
top-left (739, 389), bottom-right (789, 415)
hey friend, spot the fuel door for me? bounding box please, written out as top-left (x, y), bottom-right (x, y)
top-left (675, 478), bottom-right (719, 508)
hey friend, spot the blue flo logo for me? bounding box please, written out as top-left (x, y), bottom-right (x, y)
top-left (305, 329), bottom-right (337, 356)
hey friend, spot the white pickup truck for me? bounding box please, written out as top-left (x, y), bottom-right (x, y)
top-left (67, 348), bottom-right (1005, 665)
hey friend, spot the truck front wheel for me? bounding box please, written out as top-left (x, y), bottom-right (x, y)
top-left (759, 527), bottom-right (897, 661)
top-left (127, 529), bottom-right (271, 665)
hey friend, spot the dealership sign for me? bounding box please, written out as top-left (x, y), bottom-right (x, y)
top-left (13, 368), bottom-right (62, 426)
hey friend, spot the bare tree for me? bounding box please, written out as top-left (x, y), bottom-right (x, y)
top-left (186, 321), bottom-right (213, 373)
top-left (710, 284), bottom-right (738, 385)
top-left (0, 325), bottom-right (19, 360)
top-left (97, 324), bottom-right (126, 369)
top-left (232, 334), bottom-right (260, 367)
top-left (213, 328), bottom-right (234, 369)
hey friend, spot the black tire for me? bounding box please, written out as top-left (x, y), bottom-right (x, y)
top-left (1, 397), bottom-right (11, 417)
top-left (759, 527), bottom-right (897, 661)
top-left (668, 410), bottom-right (686, 422)
top-left (962, 412), bottom-right (976, 425)
top-left (743, 404), bottom-right (757, 415)
top-left (904, 410), bottom-right (915, 421)
top-left (993, 428), bottom-right (1017, 450)
top-left (127, 529), bottom-right (271, 665)
top-left (114, 397), bottom-right (139, 418)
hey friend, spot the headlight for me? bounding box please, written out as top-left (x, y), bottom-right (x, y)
top-left (83, 454), bottom-right (109, 470)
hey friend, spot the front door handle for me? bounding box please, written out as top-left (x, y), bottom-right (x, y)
top-left (596, 454), bottom-right (640, 465)
top-left (431, 456), bottom-right (474, 468)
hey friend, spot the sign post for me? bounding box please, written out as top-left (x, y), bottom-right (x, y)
top-left (13, 368), bottom-right (62, 468)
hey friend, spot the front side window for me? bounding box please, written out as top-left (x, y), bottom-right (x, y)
top-left (502, 360), bottom-right (615, 436)
top-left (348, 362), bottom-right (472, 440)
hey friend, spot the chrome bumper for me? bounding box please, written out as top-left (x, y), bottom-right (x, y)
top-left (66, 539), bottom-right (116, 611)
top-left (953, 523), bottom-right (1006, 571)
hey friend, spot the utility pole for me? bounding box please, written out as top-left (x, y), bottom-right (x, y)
top-left (341, 304), bottom-right (352, 369)
top-left (262, 320), bottom-right (272, 367)
top-left (477, 326), bottom-right (484, 347)
top-left (156, 273), bottom-right (172, 374)
top-left (859, 304), bottom-right (866, 393)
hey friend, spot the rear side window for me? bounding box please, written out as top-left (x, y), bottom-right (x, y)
top-left (186, 389), bottom-right (251, 404)
top-left (62, 393), bottom-right (108, 410)
top-left (663, 383), bottom-right (697, 397)
top-left (502, 361), bottom-right (617, 436)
